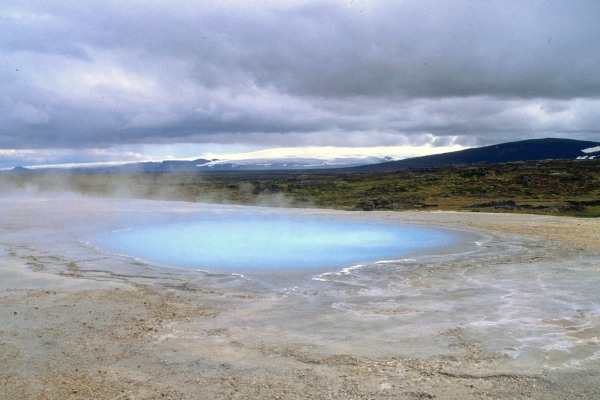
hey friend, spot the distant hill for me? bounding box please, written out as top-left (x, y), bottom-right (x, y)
top-left (6, 155), bottom-right (400, 173)
top-left (344, 138), bottom-right (600, 173)
top-left (100, 159), bottom-right (212, 173)
top-left (5, 138), bottom-right (599, 174)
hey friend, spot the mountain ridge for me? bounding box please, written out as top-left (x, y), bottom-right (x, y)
top-left (6, 138), bottom-right (600, 173)
top-left (341, 138), bottom-right (600, 173)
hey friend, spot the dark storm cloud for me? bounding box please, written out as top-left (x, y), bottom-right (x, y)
top-left (1, 0), bottom-right (599, 152)
top-left (225, 1), bottom-right (600, 100)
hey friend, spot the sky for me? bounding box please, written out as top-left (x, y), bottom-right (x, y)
top-left (1, 0), bottom-right (599, 169)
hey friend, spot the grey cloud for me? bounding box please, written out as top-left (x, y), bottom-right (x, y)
top-left (11, 0), bottom-right (599, 99)
top-left (1, 0), bottom-right (599, 151)
top-left (156, 1), bottom-right (600, 100)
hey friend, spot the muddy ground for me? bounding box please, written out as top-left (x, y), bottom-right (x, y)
top-left (1, 196), bottom-right (599, 399)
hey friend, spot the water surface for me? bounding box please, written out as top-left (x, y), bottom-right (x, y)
top-left (96, 214), bottom-right (457, 274)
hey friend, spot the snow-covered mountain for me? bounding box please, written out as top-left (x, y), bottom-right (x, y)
top-left (10, 153), bottom-right (403, 172)
top-left (6, 138), bottom-right (599, 173)
top-left (194, 155), bottom-right (398, 171)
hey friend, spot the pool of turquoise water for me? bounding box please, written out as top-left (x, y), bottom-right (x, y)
top-left (95, 214), bottom-right (457, 274)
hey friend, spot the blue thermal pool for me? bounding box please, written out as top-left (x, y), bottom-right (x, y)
top-left (95, 214), bottom-right (457, 273)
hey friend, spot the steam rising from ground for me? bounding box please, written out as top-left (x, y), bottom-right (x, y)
top-left (0, 172), bottom-right (295, 207)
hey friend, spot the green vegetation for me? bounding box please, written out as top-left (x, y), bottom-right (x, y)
top-left (2, 159), bottom-right (600, 217)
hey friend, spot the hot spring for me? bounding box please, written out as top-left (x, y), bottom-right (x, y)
top-left (94, 212), bottom-right (460, 275)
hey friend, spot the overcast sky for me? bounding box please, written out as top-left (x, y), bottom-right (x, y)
top-left (1, 0), bottom-right (599, 168)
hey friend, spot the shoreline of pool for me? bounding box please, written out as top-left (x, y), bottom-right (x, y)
top-left (1, 196), bottom-right (599, 399)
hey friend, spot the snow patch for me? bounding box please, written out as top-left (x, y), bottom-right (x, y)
top-left (582, 146), bottom-right (600, 153)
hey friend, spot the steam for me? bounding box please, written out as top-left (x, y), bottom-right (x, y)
top-left (0, 171), bottom-right (296, 208)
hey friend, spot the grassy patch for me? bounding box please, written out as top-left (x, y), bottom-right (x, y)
top-left (2, 159), bottom-right (599, 217)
